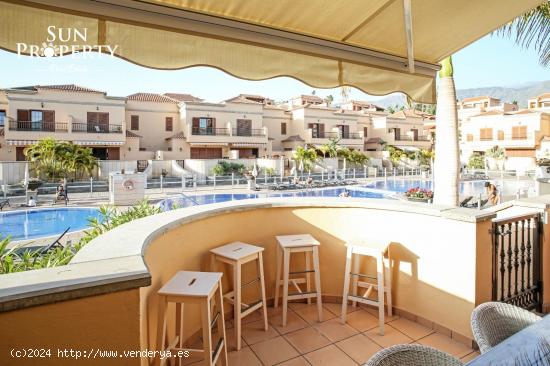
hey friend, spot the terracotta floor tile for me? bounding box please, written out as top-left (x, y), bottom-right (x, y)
top-left (250, 336), bottom-right (300, 366)
top-left (417, 332), bottom-right (473, 358)
top-left (241, 319), bottom-right (279, 345)
top-left (242, 308), bottom-right (268, 324)
top-left (364, 306), bottom-right (400, 322)
top-left (388, 317), bottom-right (434, 340)
top-left (289, 301), bottom-right (310, 310)
top-left (324, 302), bottom-right (358, 316)
top-left (314, 318), bottom-right (359, 342)
top-left (276, 356), bottom-right (312, 366)
top-left (294, 304), bottom-right (335, 324)
top-left (343, 309), bottom-right (380, 332)
top-left (364, 324), bottom-right (413, 348)
top-left (304, 344), bottom-right (358, 366)
top-left (223, 322), bottom-right (247, 351)
top-left (335, 333), bottom-right (382, 364)
top-left (270, 309), bottom-right (309, 334)
top-left (227, 346), bottom-right (262, 366)
top-left (267, 305), bottom-right (283, 317)
top-left (284, 327), bottom-right (332, 354)
top-left (460, 351), bottom-right (481, 362)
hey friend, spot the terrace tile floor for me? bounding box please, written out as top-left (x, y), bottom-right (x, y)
top-left (183, 303), bottom-right (479, 365)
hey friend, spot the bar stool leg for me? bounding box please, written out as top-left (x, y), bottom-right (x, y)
top-left (282, 248), bottom-right (290, 326)
top-left (233, 262), bottom-right (242, 350)
top-left (201, 299), bottom-right (214, 366)
top-left (257, 252), bottom-right (269, 331)
top-left (312, 246), bottom-right (323, 322)
top-left (385, 254), bottom-right (393, 317)
top-left (341, 246), bottom-right (353, 324)
top-left (216, 281), bottom-right (228, 366)
top-left (376, 253), bottom-right (385, 335)
top-left (305, 251), bottom-right (312, 305)
top-left (274, 245), bottom-right (282, 308)
top-left (175, 303), bottom-right (184, 366)
top-left (351, 253), bottom-right (360, 307)
top-left (155, 295), bottom-right (167, 366)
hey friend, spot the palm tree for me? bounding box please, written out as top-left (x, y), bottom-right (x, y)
top-left (293, 146), bottom-right (318, 173)
top-left (340, 86), bottom-right (352, 103)
top-left (325, 94), bottom-right (334, 106)
top-left (497, 1), bottom-right (550, 66)
top-left (433, 56), bottom-right (460, 206)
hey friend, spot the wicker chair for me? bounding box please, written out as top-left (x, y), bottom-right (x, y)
top-left (364, 344), bottom-right (462, 366)
top-left (471, 301), bottom-right (541, 354)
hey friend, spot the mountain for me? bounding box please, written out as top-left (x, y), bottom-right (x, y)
top-left (373, 80), bottom-right (550, 108)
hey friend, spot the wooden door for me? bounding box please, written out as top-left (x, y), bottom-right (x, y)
top-left (411, 128), bottom-right (418, 141)
top-left (107, 147), bottom-right (120, 160)
top-left (394, 128), bottom-right (401, 140)
top-left (17, 109), bottom-right (30, 130)
top-left (190, 147), bottom-right (222, 159)
top-left (237, 119), bottom-right (251, 136)
top-left (16, 147), bottom-right (26, 161)
top-left (88, 112), bottom-right (109, 132)
top-left (43, 110), bottom-right (55, 131)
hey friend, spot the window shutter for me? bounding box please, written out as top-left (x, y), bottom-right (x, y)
top-left (211, 118), bottom-right (216, 129)
top-left (43, 110), bottom-right (55, 122)
top-left (192, 117), bottom-right (200, 129)
top-left (165, 117), bottom-right (173, 131)
top-left (17, 109), bottom-right (30, 122)
top-left (364, 127), bottom-right (368, 138)
top-left (131, 115), bottom-right (139, 130)
top-left (281, 122), bottom-right (286, 135)
top-left (319, 124), bottom-right (325, 137)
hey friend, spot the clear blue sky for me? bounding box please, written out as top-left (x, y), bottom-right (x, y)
top-left (0, 34), bottom-right (548, 103)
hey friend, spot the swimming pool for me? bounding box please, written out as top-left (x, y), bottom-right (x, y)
top-left (159, 187), bottom-right (388, 210)
top-left (363, 179), bottom-right (535, 197)
top-left (0, 208), bottom-right (101, 241)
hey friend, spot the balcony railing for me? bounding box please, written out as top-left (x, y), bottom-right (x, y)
top-left (231, 128), bottom-right (266, 137)
top-left (466, 133), bottom-right (534, 142)
top-left (9, 120), bottom-right (68, 132)
top-left (192, 127), bottom-right (229, 136)
top-left (311, 131), bottom-right (339, 139)
top-left (394, 135), bottom-right (431, 142)
top-left (341, 132), bottom-right (362, 139)
top-left (72, 123), bottom-right (123, 134)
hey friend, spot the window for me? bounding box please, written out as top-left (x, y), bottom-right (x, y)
top-left (0, 110), bottom-right (5, 127)
top-left (165, 117), bottom-right (173, 131)
top-left (131, 115), bottom-right (139, 130)
top-left (466, 134), bottom-right (473, 142)
top-left (479, 128), bottom-right (493, 141)
top-left (167, 147), bottom-right (172, 151)
top-left (139, 147), bottom-right (146, 151)
top-left (192, 117), bottom-right (215, 135)
top-left (363, 127), bottom-right (368, 138)
top-left (281, 122), bottom-right (287, 135)
top-left (308, 123), bottom-right (324, 138)
top-left (512, 126), bottom-right (527, 140)
top-left (497, 130), bottom-right (504, 140)
top-left (337, 125), bottom-right (350, 138)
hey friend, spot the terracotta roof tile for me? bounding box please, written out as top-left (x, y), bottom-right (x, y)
top-left (281, 135), bottom-right (305, 142)
top-left (164, 93), bottom-right (203, 102)
top-left (126, 130), bottom-right (142, 138)
top-left (127, 93), bottom-right (178, 103)
top-left (165, 131), bottom-right (186, 140)
top-left (13, 84), bottom-right (105, 94)
top-left (225, 94), bottom-right (274, 105)
top-left (462, 96), bottom-right (498, 103)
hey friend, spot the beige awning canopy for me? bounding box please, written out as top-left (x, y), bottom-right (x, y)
top-left (0, 0), bottom-right (543, 103)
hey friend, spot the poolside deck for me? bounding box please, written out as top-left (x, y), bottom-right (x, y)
top-left (182, 302), bottom-right (479, 365)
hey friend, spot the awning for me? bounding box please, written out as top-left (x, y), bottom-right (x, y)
top-left (74, 141), bottom-right (125, 146)
top-left (189, 142), bottom-right (228, 147)
top-left (231, 143), bottom-right (267, 148)
top-left (0, 1), bottom-right (542, 103)
top-left (6, 140), bottom-right (38, 146)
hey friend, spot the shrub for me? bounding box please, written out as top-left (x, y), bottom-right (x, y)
top-left (211, 161), bottom-right (245, 175)
top-left (468, 152), bottom-right (486, 169)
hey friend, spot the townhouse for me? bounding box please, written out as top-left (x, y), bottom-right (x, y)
top-left (0, 85), bottom-right (436, 163)
top-left (459, 93), bottom-right (550, 171)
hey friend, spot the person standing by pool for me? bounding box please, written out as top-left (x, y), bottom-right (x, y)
top-left (485, 182), bottom-right (499, 205)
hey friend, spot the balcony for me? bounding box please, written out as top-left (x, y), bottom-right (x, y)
top-left (1, 197), bottom-right (549, 365)
top-left (312, 131), bottom-right (339, 139)
top-left (9, 120), bottom-right (68, 133)
top-left (72, 123), bottom-right (123, 134)
top-left (231, 128), bottom-right (266, 137)
top-left (340, 132), bottom-right (362, 139)
top-left (192, 127), bottom-right (230, 136)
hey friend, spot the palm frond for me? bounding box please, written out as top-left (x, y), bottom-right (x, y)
top-left (496, 1), bottom-right (550, 67)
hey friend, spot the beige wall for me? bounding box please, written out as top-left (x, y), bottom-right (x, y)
top-left (141, 206), bottom-right (493, 357)
top-left (0, 289), bottom-right (141, 366)
top-left (5, 89), bottom-right (126, 144)
top-left (262, 108), bottom-right (290, 154)
top-left (126, 100), bottom-right (179, 153)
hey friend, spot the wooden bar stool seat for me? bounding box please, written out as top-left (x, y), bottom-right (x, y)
top-left (210, 242), bottom-right (268, 351)
top-left (341, 241), bottom-right (392, 335)
top-left (274, 234), bottom-right (323, 326)
top-left (156, 271), bottom-right (228, 366)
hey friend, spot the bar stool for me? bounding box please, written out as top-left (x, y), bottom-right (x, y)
top-left (274, 234), bottom-right (323, 326)
top-left (210, 242), bottom-right (268, 351)
top-left (341, 241), bottom-right (392, 335)
top-left (155, 271), bottom-right (228, 366)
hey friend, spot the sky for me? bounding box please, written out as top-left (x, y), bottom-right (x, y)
top-left (0, 34), bottom-right (548, 103)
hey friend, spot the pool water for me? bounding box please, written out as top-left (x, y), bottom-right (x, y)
top-left (0, 208), bottom-right (101, 241)
top-left (363, 179), bottom-right (535, 197)
top-left (159, 187), bottom-right (387, 210)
